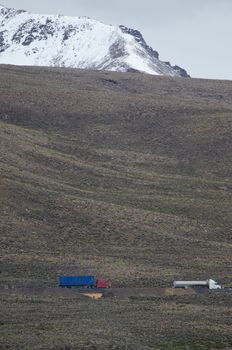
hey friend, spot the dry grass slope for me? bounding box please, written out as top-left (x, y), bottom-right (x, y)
top-left (0, 65), bottom-right (232, 349)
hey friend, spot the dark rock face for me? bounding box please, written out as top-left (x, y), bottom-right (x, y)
top-left (12, 20), bottom-right (34, 44)
top-left (119, 25), bottom-right (159, 59)
top-left (40, 20), bottom-right (56, 36)
top-left (126, 67), bottom-right (140, 73)
top-left (0, 31), bottom-right (4, 44)
top-left (0, 5), bottom-right (25, 20)
top-left (12, 19), bottom-right (57, 46)
top-left (22, 34), bottom-right (34, 46)
top-left (172, 65), bottom-right (190, 78)
top-left (0, 30), bottom-right (10, 53)
top-left (109, 40), bottom-right (127, 59)
top-left (63, 25), bottom-right (76, 41)
top-left (119, 24), bottom-right (190, 77)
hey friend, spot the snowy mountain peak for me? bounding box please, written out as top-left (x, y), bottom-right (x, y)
top-left (0, 4), bottom-right (25, 17)
top-left (0, 5), bottom-right (189, 77)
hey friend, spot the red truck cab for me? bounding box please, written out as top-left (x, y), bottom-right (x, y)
top-left (96, 278), bottom-right (112, 288)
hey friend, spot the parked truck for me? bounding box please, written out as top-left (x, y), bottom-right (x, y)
top-left (58, 275), bottom-right (112, 289)
top-left (173, 279), bottom-right (221, 290)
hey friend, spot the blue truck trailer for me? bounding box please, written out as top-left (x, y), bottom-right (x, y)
top-left (58, 276), bottom-right (95, 288)
top-left (58, 275), bottom-right (112, 288)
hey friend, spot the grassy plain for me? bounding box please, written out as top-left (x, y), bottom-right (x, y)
top-left (0, 65), bottom-right (232, 349)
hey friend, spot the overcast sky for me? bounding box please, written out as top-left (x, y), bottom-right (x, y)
top-left (1, 0), bottom-right (231, 80)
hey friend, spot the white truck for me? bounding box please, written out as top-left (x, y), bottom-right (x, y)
top-left (173, 279), bottom-right (221, 290)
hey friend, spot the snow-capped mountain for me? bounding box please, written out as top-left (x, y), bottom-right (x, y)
top-left (0, 5), bottom-right (189, 77)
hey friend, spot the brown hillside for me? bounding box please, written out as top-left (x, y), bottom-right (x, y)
top-left (0, 65), bottom-right (232, 349)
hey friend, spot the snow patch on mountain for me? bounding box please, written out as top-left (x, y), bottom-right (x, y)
top-left (0, 5), bottom-right (189, 77)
